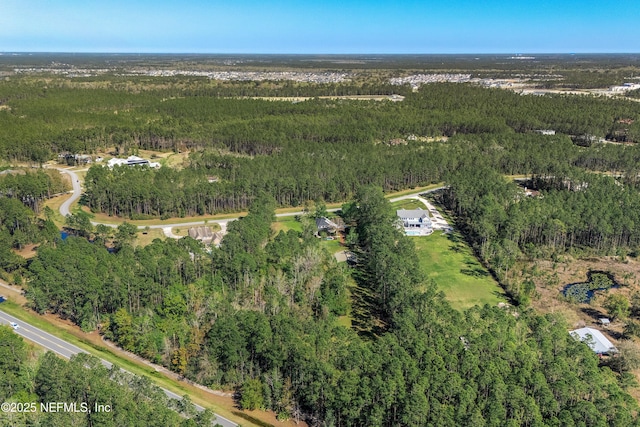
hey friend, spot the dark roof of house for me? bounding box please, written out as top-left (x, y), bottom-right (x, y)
top-left (316, 217), bottom-right (338, 230)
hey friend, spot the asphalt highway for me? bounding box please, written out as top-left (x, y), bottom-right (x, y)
top-left (0, 308), bottom-right (237, 427)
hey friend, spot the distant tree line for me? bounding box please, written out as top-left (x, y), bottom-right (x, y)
top-left (2, 77), bottom-right (640, 162)
top-left (84, 130), bottom-right (640, 219)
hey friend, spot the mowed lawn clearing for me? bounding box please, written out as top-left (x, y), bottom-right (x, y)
top-left (272, 216), bottom-right (303, 233)
top-left (411, 231), bottom-right (505, 310)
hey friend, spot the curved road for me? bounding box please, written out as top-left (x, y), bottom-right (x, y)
top-left (55, 167), bottom-right (83, 217)
top-left (0, 308), bottom-right (237, 427)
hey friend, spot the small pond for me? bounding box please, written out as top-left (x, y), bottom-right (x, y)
top-left (562, 270), bottom-right (620, 303)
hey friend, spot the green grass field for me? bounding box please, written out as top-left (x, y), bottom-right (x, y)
top-left (272, 216), bottom-right (303, 233)
top-left (412, 231), bottom-right (505, 310)
top-left (320, 237), bottom-right (343, 254)
top-left (273, 217), bottom-right (345, 255)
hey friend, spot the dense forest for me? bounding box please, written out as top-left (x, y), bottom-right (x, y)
top-left (20, 190), bottom-right (640, 426)
top-left (30, 79), bottom-right (634, 218)
top-left (0, 170), bottom-right (64, 270)
top-left (0, 326), bottom-right (215, 427)
top-left (4, 72), bottom-right (640, 425)
top-left (83, 131), bottom-right (640, 219)
top-left (1, 76), bottom-right (640, 163)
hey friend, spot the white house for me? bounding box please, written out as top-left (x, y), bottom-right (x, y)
top-left (107, 156), bottom-right (161, 169)
top-left (397, 208), bottom-right (432, 235)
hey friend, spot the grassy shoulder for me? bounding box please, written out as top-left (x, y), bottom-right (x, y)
top-left (412, 230), bottom-right (506, 310)
top-left (0, 300), bottom-right (270, 427)
top-left (84, 207), bottom-right (248, 226)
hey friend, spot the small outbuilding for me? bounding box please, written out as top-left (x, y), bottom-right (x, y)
top-left (570, 327), bottom-right (617, 355)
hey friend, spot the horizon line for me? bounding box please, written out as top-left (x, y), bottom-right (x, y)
top-left (2, 51), bottom-right (640, 56)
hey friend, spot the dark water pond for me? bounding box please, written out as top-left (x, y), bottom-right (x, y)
top-left (562, 270), bottom-right (619, 303)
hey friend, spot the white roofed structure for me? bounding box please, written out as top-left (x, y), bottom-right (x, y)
top-left (107, 156), bottom-right (160, 169)
top-left (570, 327), bottom-right (617, 355)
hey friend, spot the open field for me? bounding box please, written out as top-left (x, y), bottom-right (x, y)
top-left (412, 231), bottom-right (505, 310)
top-left (134, 228), bottom-right (166, 246)
top-left (272, 216), bottom-right (303, 233)
top-left (12, 243), bottom-right (39, 259)
top-left (135, 149), bottom-right (190, 169)
top-left (522, 255), bottom-right (640, 326)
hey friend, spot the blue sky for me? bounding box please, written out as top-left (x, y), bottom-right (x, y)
top-left (1, 0), bottom-right (638, 53)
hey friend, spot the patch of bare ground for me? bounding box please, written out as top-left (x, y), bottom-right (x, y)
top-left (523, 255), bottom-right (639, 324)
top-left (13, 243), bottom-right (39, 259)
top-left (0, 280), bottom-right (28, 305)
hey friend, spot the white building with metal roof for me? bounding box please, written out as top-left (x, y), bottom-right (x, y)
top-left (570, 327), bottom-right (617, 355)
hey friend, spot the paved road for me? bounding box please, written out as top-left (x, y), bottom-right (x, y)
top-left (0, 309), bottom-right (237, 427)
top-left (54, 167), bottom-right (83, 217)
